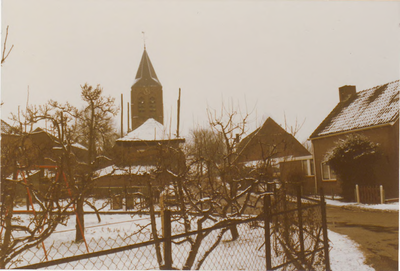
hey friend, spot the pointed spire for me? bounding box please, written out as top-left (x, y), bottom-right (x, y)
top-left (132, 49), bottom-right (161, 87)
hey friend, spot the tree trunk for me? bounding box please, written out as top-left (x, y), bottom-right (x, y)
top-left (229, 225), bottom-right (239, 241)
top-left (75, 196), bottom-right (85, 242)
top-left (0, 179), bottom-right (16, 269)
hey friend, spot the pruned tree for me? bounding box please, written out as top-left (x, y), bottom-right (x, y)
top-left (148, 104), bottom-right (274, 270)
top-left (73, 83), bottom-right (118, 242)
top-left (326, 134), bottom-right (380, 201)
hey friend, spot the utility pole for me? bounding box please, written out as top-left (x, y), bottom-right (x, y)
top-left (121, 94), bottom-right (124, 137)
top-left (176, 88), bottom-right (181, 138)
top-left (127, 102), bottom-right (130, 133)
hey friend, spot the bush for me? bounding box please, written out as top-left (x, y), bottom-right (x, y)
top-left (326, 134), bottom-right (380, 201)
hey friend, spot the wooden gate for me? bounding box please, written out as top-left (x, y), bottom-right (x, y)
top-left (358, 185), bottom-right (381, 204)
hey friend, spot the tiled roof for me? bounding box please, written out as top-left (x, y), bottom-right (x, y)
top-left (310, 80), bottom-right (399, 138)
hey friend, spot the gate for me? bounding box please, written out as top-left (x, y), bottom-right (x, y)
top-left (357, 185), bottom-right (383, 204)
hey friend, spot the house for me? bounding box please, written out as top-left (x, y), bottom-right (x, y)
top-left (96, 118), bottom-right (185, 206)
top-left (1, 123), bottom-right (91, 200)
top-left (236, 117), bottom-right (314, 192)
top-left (309, 80), bottom-right (399, 198)
top-left (114, 118), bottom-right (185, 166)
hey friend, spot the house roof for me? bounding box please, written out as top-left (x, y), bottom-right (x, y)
top-left (132, 49), bottom-right (162, 88)
top-left (93, 164), bottom-right (156, 179)
top-left (310, 80), bottom-right (400, 138)
top-left (1, 120), bottom-right (19, 134)
top-left (236, 117), bottom-right (310, 162)
top-left (117, 118), bottom-right (168, 142)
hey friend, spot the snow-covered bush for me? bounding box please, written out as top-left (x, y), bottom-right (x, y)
top-left (325, 134), bottom-right (380, 201)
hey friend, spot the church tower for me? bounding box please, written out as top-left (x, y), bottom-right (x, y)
top-left (131, 48), bottom-right (164, 130)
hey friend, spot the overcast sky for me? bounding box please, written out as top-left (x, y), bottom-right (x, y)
top-left (1, 0), bottom-right (399, 143)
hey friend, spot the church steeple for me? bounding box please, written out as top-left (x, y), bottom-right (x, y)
top-left (133, 49), bottom-right (162, 88)
top-left (131, 49), bottom-right (164, 131)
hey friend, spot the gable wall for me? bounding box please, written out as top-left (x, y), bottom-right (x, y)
top-left (237, 123), bottom-right (310, 163)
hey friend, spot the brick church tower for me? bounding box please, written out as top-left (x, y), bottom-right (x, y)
top-left (131, 48), bottom-right (164, 130)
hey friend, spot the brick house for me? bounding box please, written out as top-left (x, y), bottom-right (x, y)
top-left (236, 117), bottom-right (314, 192)
top-left (309, 80), bottom-right (399, 198)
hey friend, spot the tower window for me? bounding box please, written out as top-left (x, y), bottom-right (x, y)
top-left (138, 97), bottom-right (145, 113)
top-left (150, 97), bottom-right (156, 112)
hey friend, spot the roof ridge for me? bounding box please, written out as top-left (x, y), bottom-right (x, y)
top-left (357, 79), bottom-right (399, 95)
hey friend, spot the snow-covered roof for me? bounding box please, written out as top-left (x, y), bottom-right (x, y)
top-left (71, 142), bottom-right (88, 151)
top-left (311, 80), bottom-right (399, 138)
top-left (117, 118), bottom-right (168, 142)
top-left (94, 165), bottom-right (156, 179)
top-left (6, 170), bottom-right (40, 181)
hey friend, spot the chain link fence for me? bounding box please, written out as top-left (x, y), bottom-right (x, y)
top-left (12, 186), bottom-right (330, 270)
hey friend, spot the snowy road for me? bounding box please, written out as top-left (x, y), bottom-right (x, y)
top-left (327, 205), bottom-right (398, 271)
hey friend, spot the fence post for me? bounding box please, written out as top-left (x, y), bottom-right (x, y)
top-left (162, 209), bottom-right (172, 270)
top-left (283, 187), bottom-right (289, 243)
top-left (297, 185), bottom-right (305, 264)
top-left (320, 188), bottom-right (331, 271)
top-left (264, 194), bottom-right (272, 270)
top-left (380, 185), bottom-right (385, 204)
top-left (355, 184), bottom-right (360, 203)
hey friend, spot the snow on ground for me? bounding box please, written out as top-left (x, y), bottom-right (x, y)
top-left (329, 230), bottom-right (374, 271)
top-left (8, 211), bottom-right (375, 270)
top-left (324, 198), bottom-right (399, 211)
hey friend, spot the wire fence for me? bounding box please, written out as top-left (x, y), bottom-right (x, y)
top-left (12, 186), bottom-right (330, 270)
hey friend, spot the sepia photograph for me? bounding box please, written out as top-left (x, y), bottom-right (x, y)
top-left (1, 1), bottom-right (399, 270)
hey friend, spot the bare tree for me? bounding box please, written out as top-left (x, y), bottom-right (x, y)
top-left (151, 104), bottom-right (274, 270)
top-left (1, 25), bottom-right (14, 65)
top-left (283, 112), bottom-right (305, 138)
top-left (0, 102), bottom-right (77, 268)
top-left (73, 83), bottom-right (118, 242)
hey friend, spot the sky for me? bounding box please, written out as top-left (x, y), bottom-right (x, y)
top-left (1, 0), bottom-right (399, 143)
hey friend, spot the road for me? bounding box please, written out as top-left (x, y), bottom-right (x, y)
top-left (326, 205), bottom-right (398, 271)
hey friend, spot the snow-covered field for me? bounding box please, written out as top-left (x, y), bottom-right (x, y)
top-left (8, 212), bottom-right (374, 270)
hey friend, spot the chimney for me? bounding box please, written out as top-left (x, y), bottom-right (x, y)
top-left (339, 85), bottom-right (356, 102)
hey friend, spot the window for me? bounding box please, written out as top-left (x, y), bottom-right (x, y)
top-left (138, 97), bottom-right (145, 113)
top-left (321, 162), bottom-right (336, 180)
top-left (149, 97), bottom-right (156, 112)
top-left (301, 159), bottom-right (315, 176)
top-left (310, 159), bottom-right (315, 176)
top-left (301, 160), bottom-right (308, 174)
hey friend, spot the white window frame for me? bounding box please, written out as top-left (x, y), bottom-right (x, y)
top-left (301, 159), bottom-right (315, 176)
top-left (321, 162), bottom-right (336, 181)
